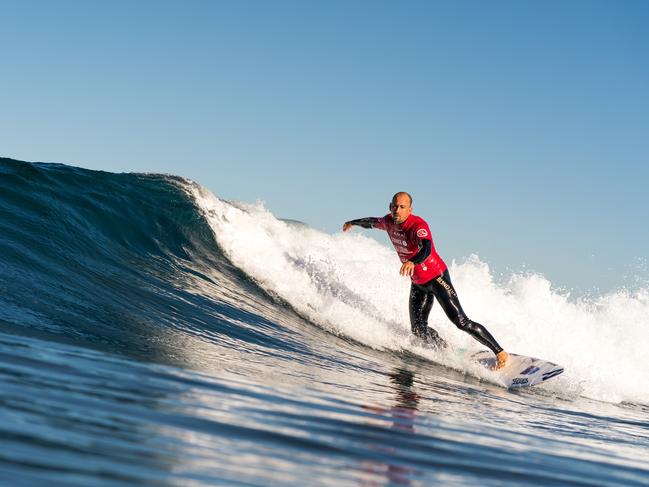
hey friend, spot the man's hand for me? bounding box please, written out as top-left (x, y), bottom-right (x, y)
top-left (342, 222), bottom-right (352, 232)
top-left (400, 261), bottom-right (415, 276)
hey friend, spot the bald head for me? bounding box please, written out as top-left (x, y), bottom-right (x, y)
top-left (392, 192), bottom-right (412, 206)
top-left (389, 192), bottom-right (413, 224)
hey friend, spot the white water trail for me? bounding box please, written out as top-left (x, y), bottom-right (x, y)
top-left (188, 183), bottom-right (649, 405)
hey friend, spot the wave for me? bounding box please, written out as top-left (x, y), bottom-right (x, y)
top-left (1, 157), bottom-right (647, 405)
top-left (0, 157), bottom-right (323, 371)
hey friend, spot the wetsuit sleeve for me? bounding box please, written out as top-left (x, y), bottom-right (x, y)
top-left (409, 220), bottom-right (433, 264)
top-left (346, 217), bottom-right (382, 229)
top-left (410, 239), bottom-right (431, 264)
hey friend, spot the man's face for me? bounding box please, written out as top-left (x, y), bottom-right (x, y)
top-left (390, 195), bottom-right (412, 224)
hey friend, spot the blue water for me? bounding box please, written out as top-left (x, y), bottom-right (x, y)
top-left (1, 157), bottom-right (648, 486)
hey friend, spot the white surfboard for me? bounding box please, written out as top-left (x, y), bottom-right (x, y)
top-left (472, 351), bottom-right (564, 388)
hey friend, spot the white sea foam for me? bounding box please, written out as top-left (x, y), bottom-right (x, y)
top-left (189, 184), bottom-right (649, 405)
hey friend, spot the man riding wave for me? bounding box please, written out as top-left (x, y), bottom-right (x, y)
top-left (343, 192), bottom-right (509, 370)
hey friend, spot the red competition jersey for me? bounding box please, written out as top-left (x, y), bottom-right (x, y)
top-left (375, 214), bottom-right (447, 284)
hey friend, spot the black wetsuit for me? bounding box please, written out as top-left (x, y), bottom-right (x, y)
top-left (347, 217), bottom-right (504, 354)
top-left (409, 270), bottom-right (503, 354)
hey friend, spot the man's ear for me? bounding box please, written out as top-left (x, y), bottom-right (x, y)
top-left (388, 202), bottom-right (393, 211)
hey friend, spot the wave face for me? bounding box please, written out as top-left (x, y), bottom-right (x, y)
top-left (1, 157), bottom-right (648, 486)
top-left (0, 158), bottom-right (331, 368)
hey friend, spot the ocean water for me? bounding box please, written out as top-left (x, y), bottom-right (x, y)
top-left (1, 157), bottom-right (648, 486)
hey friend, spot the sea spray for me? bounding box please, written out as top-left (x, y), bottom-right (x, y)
top-left (189, 182), bottom-right (649, 404)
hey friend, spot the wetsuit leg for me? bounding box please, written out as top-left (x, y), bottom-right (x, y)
top-left (430, 270), bottom-right (503, 354)
top-left (409, 283), bottom-right (447, 349)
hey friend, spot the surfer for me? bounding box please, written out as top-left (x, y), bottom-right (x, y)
top-left (343, 192), bottom-right (509, 369)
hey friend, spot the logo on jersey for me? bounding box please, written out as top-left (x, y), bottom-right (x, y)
top-left (416, 229), bottom-right (428, 238)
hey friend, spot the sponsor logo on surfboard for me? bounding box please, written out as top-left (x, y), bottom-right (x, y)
top-left (520, 366), bottom-right (540, 375)
top-left (541, 369), bottom-right (564, 381)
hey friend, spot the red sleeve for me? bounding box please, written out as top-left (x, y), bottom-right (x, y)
top-left (413, 220), bottom-right (432, 242)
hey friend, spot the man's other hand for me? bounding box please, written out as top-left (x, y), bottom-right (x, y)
top-left (400, 261), bottom-right (415, 276)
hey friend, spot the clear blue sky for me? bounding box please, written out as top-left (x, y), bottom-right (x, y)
top-left (2, 1), bottom-right (648, 294)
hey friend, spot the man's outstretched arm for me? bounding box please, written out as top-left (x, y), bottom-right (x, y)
top-left (342, 217), bottom-right (380, 232)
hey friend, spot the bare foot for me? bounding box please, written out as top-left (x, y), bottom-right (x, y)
top-left (494, 351), bottom-right (509, 370)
